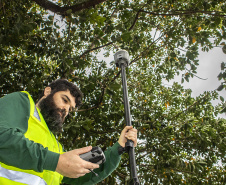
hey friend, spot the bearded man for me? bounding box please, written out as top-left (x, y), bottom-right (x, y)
top-left (0, 79), bottom-right (137, 185)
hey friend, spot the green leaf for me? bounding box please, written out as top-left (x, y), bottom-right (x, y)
top-left (66, 9), bottom-right (72, 15)
top-left (221, 62), bottom-right (225, 70)
top-left (223, 45), bottom-right (226, 54)
top-left (109, 82), bottom-right (121, 91)
top-left (220, 96), bottom-right (224, 102)
top-left (217, 84), bottom-right (224, 91)
top-left (121, 32), bottom-right (131, 42)
top-left (31, 7), bottom-right (36, 13)
top-left (221, 107), bottom-right (226, 113)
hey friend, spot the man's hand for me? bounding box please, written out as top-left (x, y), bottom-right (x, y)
top-left (56, 146), bottom-right (99, 178)
top-left (118, 126), bottom-right (137, 147)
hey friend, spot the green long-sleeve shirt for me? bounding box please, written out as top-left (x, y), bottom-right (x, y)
top-left (0, 92), bottom-right (121, 184)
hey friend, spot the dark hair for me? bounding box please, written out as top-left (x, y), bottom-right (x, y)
top-left (43, 79), bottom-right (83, 107)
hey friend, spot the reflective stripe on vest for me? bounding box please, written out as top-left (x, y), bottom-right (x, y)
top-left (0, 164), bottom-right (47, 185)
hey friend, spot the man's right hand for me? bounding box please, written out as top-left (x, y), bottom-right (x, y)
top-left (56, 146), bottom-right (99, 178)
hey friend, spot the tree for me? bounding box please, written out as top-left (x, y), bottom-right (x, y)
top-left (1, 0), bottom-right (226, 184)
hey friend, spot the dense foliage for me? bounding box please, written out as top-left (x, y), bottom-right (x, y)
top-left (1, 0), bottom-right (226, 184)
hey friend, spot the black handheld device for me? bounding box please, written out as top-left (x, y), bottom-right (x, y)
top-left (79, 146), bottom-right (106, 176)
top-left (80, 146), bottom-right (105, 165)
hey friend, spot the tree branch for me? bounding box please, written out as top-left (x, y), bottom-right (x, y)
top-left (170, 94), bottom-right (209, 122)
top-left (77, 7), bottom-right (118, 60)
top-left (128, 9), bottom-right (141, 31)
top-left (140, 10), bottom-right (226, 17)
top-left (185, 67), bottom-right (208, 80)
top-left (32, 0), bottom-right (107, 15)
top-left (79, 42), bottom-right (113, 59)
top-left (128, 2), bottom-right (148, 31)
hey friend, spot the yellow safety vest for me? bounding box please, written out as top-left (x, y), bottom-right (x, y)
top-left (0, 91), bottom-right (64, 185)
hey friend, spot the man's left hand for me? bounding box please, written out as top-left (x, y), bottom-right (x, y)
top-left (118, 126), bottom-right (137, 147)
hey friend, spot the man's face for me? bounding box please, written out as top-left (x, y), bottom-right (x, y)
top-left (39, 89), bottom-right (76, 133)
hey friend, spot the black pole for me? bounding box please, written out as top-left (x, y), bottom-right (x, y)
top-left (114, 50), bottom-right (140, 185)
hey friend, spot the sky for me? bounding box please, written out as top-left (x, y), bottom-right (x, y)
top-left (167, 46), bottom-right (226, 118)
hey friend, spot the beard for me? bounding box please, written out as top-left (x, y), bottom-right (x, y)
top-left (38, 93), bottom-right (66, 134)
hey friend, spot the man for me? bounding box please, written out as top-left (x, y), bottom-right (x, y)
top-left (0, 79), bottom-right (137, 185)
